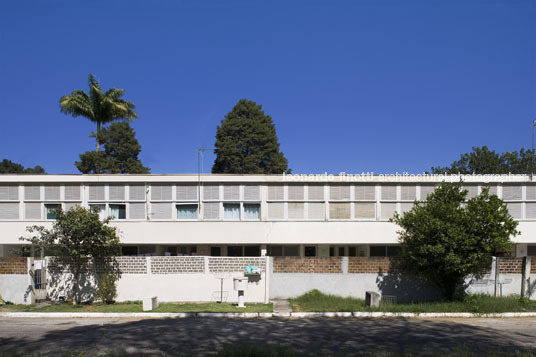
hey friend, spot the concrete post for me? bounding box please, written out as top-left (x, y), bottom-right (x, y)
top-left (491, 256), bottom-right (498, 297)
top-left (342, 257), bottom-right (348, 275)
top-left (521, 256), bottom-right (531, 298)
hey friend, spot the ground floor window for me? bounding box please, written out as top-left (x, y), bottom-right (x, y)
top-left (528, 245), bottom-right (536, 256)
top-left (267, 245), bottom-right (300, 257)
top-left (211, 246), bottom-right (221, 256)
top-left (227, 245), bottom-right (261, 257)
top-left (369, 245), bottom-right (401, 257)
top-left (304, 246), bottom-right (316, 257)
top-left (122, 246), bottom-right (138, 256)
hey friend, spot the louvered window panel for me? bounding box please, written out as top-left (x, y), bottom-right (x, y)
top-left (525, 203), bottom-right (536, 219)
top-left (506, 203), bottom-right (522, 219)
top-left (288, 202), bottom-right (304, 219)
top-left (526, 185), bottom-right (536, 200)
top-left (25, 202), bottom-right (41, 220)
top-left (176, 185), bottom-right (197, 201)
top-left (64, 185), bottom-right (81, 201)
top-left (400, 186), bottom-right (416, 201)
top-left (129, 203), bottom-right (146, 219)
top-left (64, 202), bottom-right (79, 211)
top-left (0, 185), bottom-right (18, 200)
top-left (381, 203), bottom-right (397, 220)
top-left (484, 185), bottom-right (498, 196)
top-left (400, 202), bottom-right (413, 213)
top-left (108, 185), bottom-right (125, 201)
top-left (223, 185), bottom-right (239, 200)
top-left (0, 203), bottom-right (19, 219)
top-left (463, 186), bottom-right (478, 199)
top-left (89, 185), bottom-right (105, 201)
top-left (355, 203), bottom-right (375, 219)
top-left (381, 186), bottom-right (397, 201)
top-left (203, 202), bottom-right (220, 220)
top-left (268, 185), bottom-right (284, 200)
top-left (420, 185), bottom-right (435, 200)
top-left (355, 185), bottom-right (375, 201)
top-left (44, 185), bottom-right (60, 201)
top-left (329, 203), bottom-right (350, 219)
top-left (268, 202), bottom-right (284, 220)
top-left (308, 202), bottom-right (325, 220)
top-left (151, 203), bottom-right (172, 219)
top-left (308, 185), bottom-right (324, 200)
top-left (151, 185), bottom-right (172, 201)
top-left (129, 185), bottom-right (146, 201)
top-left (502, 185), bottom-right (522, 201)
top-left (203, 185), bottom-right (220, 200)
top-left (243, 185), bottom-right (260, 201)
top-left (288, 185), bottom-right (304, 200)
top-left (330, 185), bottom-right (350, 200)
top-left (25, 185), bottom-right (41, 200)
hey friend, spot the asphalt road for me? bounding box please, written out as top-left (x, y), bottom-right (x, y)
top-left (0, 317), bottom-right (535, 355)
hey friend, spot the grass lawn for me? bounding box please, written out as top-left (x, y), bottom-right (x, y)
top-left (0, 301), bottom-right (272, 313)
top-left (289, 290), bottom-right (536, 313)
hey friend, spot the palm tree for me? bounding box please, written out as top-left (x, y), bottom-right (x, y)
top-left (60, 74), bottom-right (138, 151)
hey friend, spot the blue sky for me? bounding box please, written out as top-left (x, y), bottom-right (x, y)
top-left (0, 0), bottom-right (535, 174)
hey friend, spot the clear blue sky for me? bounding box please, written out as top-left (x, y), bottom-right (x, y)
top-left (1, 0), bottom-right (535, 174)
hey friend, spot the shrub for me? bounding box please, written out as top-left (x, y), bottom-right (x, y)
top-left (95, 273), bottom-right (117, 304)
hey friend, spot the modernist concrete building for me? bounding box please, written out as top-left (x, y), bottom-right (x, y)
top-left (0, 173), bottom-right (535, 258)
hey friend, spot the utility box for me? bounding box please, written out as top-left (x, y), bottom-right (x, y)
top-left (233, 277), bottom-right (248, 291)
top-left (365, 291), bottom-right (380, 307)
top-left (143, 296), bottom-right (158, 311)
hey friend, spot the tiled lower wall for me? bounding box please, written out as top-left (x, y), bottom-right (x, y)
top-left (0, 257), bottom-right (27, 275)
top-left (273, 257), bottom-right (342, 273)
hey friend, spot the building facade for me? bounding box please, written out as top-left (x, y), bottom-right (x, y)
top-left (0, 174), bottom-right (535, 258)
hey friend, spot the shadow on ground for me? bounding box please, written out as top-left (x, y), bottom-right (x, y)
top-left (0, 317), bottom-right (535, 355)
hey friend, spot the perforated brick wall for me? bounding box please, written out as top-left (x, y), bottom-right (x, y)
top-left (498, 257), bottom-right (523, 274)
top-left (347, 257), bottom-right (396, 273)
top-left (0, 257), bottom-right (27, 274)
top-left (208, 257), bottom-right (266, 273)
top-left (116, 257), bottom-right (147, 274)
top-left (273, 257), bottom-right (342, 273)
top-left (151, 256), bottom-right (205, 274)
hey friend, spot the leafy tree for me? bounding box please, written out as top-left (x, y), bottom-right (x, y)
top-left (21, 206), bottom-right (121, 305)
top-left (431, 146), bottom-right (536, 174)
top-left (0, 159), bottom-right (45, 174)
top-left (212, 99), bottom-right (290, 174)
top-left (391, 182), bottom-right (518, 301)
top-left (60, 74), bottom-right (138, 152)
top-left (76, 122), bottom-right (150, 174)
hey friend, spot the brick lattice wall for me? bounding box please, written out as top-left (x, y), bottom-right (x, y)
top-left (151, 256), bottom-right (205, 274)
top-left (0, 257), bottom-right (27, 274)
top-left (498, 257), bottom-right (523, 274)
top-left (347, 257), bottom-right (396, 274)
top-left (116, 257), bottom-right (147, 274)
top-left (531, 257), bottom-right (536, 273)
top-left (273, 257), bottom-right (342, 273)
top-left (209, 257), bottom-right (266, 273)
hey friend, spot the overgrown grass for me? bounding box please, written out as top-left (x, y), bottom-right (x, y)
top-left (289, 289), bottom-right (536, 313)
top-left (0, 301), bottom-right (272, 313)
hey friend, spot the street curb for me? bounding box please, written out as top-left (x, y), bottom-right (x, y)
top-left (2, 311), bottom-right (536, 319)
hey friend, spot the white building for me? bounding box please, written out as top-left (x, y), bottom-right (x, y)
top-left (0, 174), bottom-right (535, 258)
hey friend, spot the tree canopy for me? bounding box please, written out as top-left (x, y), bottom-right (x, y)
top-left (391, 182), bottom-right (518, 300)
top-left (22, 206), bottom-right (121, 304)
top-left (430, 146), bottom-right (536, 174)
top-left (60, 74), bottom-right (138, 152)
top-left (76, 122), bottom-right (150, 174)
top-left (212, 99), bottom-right (290, 174)
top-left (0, 159), bottom-right (45, 174)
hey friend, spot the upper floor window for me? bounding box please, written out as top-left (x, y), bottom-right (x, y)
top-left (177, 204), bottom-right (198, 220)
top-left (109, 204), bottom-right (126, 220)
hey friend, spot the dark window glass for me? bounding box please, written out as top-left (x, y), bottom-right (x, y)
top-left (386, 246), bottom-right (402, 257)
top-left (329, 247), bottom-right (335, 257)
top-left (338, 247), bottom-right (345, 256)
top-left (528, 245), bottom-right (536, 256)
top-left (349, 247), bottom-right (357, 257)
top-left (122, 246), bottom-right (138, 256)
top-left (268, 245), bottom-right (283, 256)
top-left (284, 245), bottom-right (300, 257)
top-left (370, 246), bottom-right (386, 257)
top-left (167, 246), bottom-right (177, 256)
top-left (244, 245), bottom-right (260, 256)
top-left (304, 246), bottom-right (316, 257)
top-left (227, 246), bottom-right (243, 257)
top-left (210, 247), bottom-right (221, 256)
top-left (190, 246), bottom-right (197, 255)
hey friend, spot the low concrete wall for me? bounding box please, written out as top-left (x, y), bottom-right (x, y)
top-left (0, 258), bottom-right (34, 304)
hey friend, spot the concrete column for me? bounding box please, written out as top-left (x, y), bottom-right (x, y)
top-left (146, 257), bottom-right (152, 275)
top-left (521, 256), bottom-right (531, 298)
top-left (204, 256), bottom-right (209, 275)
top-left (342, 256), bottom-right (348, 274)
top-left (26, 257), bottom-right (35, 304)
top-left (260, 245), bottom-right (267, 256)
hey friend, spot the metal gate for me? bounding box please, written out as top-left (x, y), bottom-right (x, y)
top-left (33, 259), bottom-right (47, 301)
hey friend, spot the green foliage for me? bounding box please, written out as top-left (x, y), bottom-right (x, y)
top-left (21, 206), bottom-right (121, 305)
top-left (0, 159), bottom-right (45, 174)
top-left (212, 99), bottom-right (290, 174)
top-left (95, 272), bottom-right (117, 304)
top-left (76, 122), bottom-right (150, 174)
top-left (60, 74), bottom-right (138, 151)
top-left (431, 146), bottom-right (536, 174)
top-left (391, 182), bottom-right (519, 300)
